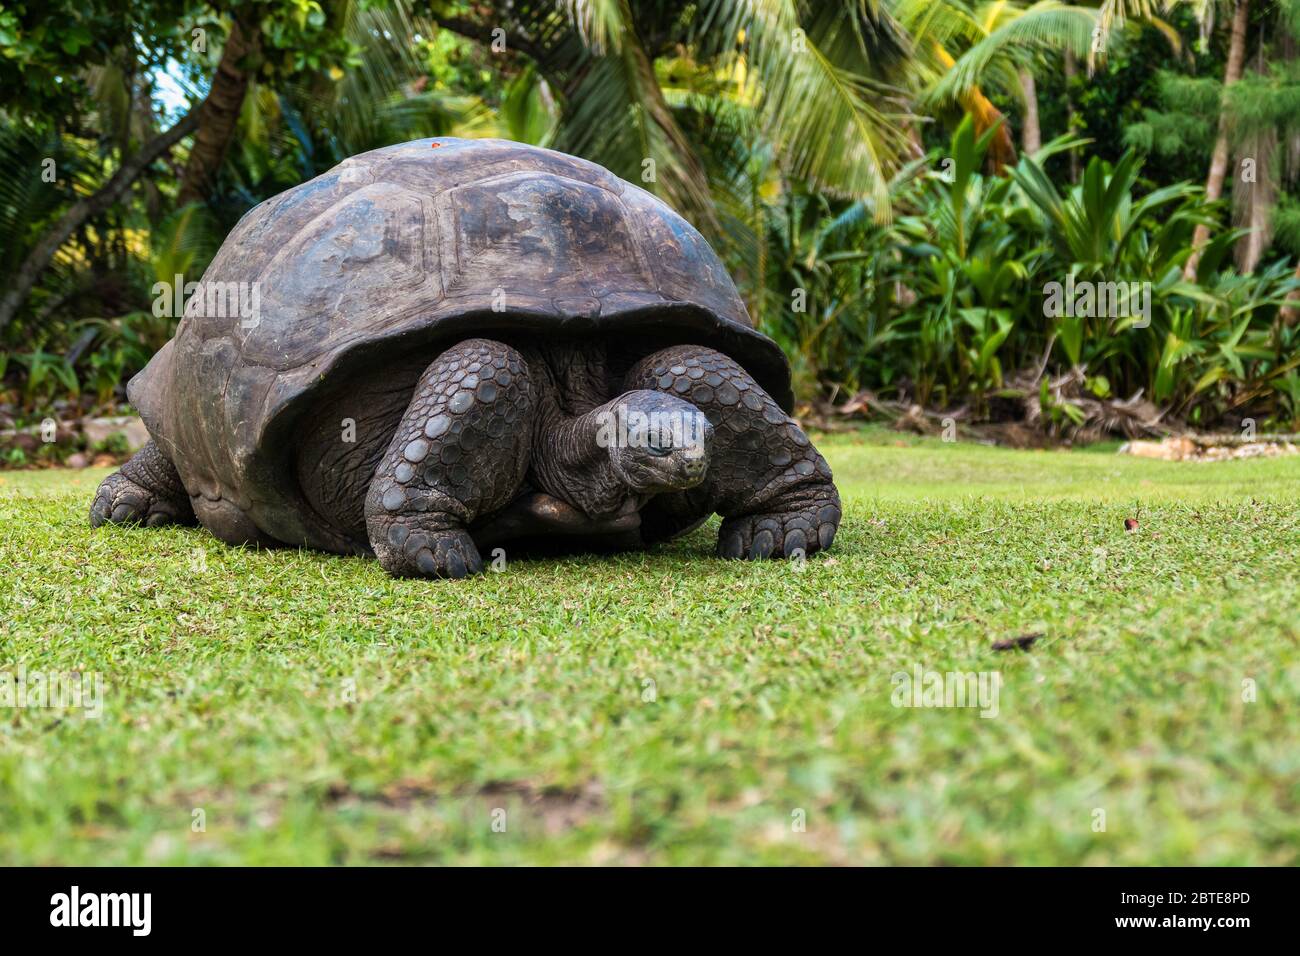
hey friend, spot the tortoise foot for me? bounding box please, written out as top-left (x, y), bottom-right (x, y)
top-left (375, 523), bottom-right (484, 579)
top-left (364, 338), bottom-right (535, 580)
top-left (89, 441), bottom-right (194, 529)
top-left (717, 492), bottom-right (840, 561)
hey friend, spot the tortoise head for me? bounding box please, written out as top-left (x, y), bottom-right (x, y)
top-left (597, 390), bottom-right (713, 495)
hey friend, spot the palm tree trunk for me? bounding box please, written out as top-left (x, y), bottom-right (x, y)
top-left (1064, 48), bottom-right (1079, 182)
top-left (178, 18), bottom-right (261, 206)
top-left (1184, 0), bottom-right (1251, 280)
top-left (0, 110), bottom-right (200, 333)
top-left (1019, 67), bottom-right (1041, 154)
top-left (932, 43), bottom-right (1016, 173)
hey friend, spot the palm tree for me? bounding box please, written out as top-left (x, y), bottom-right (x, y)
top-left (892, 0), bottom-right (1098, 170)
top-left (1184, 0), bottom-right (1251, 278)
top-left (1063, 1), bottom-right (1190, 180)
top-left (177, 14), bottom-right (262, 205)
top-left (434, 1), bottom-right (917, 224)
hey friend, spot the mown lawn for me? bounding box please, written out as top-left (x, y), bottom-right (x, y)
top-left (1, 428), bottom-right (1298, 865)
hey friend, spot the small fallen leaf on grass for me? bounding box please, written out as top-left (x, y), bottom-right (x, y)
top-left (1125, 503), bottom-right (1142, 531)
top-left (992, 632), bottom-right (1042, 651)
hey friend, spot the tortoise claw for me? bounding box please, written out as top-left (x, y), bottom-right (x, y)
top-left (717, 500), bottom-right (839, 562)
top-left (90, 471), bottom-right (189, 529)
top-left (378, 526), bottom-right (484, 580)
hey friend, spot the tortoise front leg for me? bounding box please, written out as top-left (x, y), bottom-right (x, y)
top-left (625, 345), bottom-right (841, 560)
top-left (365, 338), bottom-right (535, 579)
top-left (90, 440), bottom-right (196, 529)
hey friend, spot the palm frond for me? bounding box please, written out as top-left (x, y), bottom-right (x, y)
top-left (556, 40), bottom-right (716, 221)
top-left (695, 0), bottom-right (912, 218)
top-left (928, 3), bottom-right (1098, 106)
top-left (558, 0), bottom-right (627, 54)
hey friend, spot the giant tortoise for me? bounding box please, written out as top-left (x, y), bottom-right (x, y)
top-left (90, 138), bottom-right (841, 578)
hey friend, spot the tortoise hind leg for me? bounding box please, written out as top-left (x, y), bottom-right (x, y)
top-left (90, 440), bottom-right (196, 528)
top-left (626, 345), bottom-right (841, 560)
top-left (364, 338), bottom-right (536, 579)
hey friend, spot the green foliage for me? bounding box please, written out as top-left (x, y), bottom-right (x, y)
top-left (2, 1), bottom-right (1299, 436)
top-left (0, 0), bottom-right (194, 117)
top-left (77, 311), bottom-right (177, 406)
top-left (735, 115), bottom-right (1300, 429)
top-left (883, 117), bottom-right (1041, 409)
top-left (500, 64), bottom-right (557, 146)
top-left (8, 348), bottom-right (79, 402)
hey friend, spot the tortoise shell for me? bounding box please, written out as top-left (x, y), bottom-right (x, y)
top-left (129, 138), bottom-right (793, 549)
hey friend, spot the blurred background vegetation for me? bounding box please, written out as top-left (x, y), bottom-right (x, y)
top-left (3, 0), bottom-right (1300, 459)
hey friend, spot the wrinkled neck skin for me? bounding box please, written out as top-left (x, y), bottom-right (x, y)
top-left (533, 400), bottom-right (636, 519)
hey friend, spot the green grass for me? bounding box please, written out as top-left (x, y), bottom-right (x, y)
top-left (1, 428), bottom-right (1298, 865)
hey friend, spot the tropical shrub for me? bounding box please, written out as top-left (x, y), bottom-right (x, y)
top-left (735, 116), bottom-right (1300, 431)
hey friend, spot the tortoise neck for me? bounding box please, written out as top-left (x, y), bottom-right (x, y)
top-left (532, 400), bottom-right (628, 518)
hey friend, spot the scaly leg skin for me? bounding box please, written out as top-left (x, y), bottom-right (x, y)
top-left (90, 440), bottom-right (196, 528)
top-left (365, 338), bottom-right (535, 579)
top-left (625, 345), bottom-right (841, 560)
